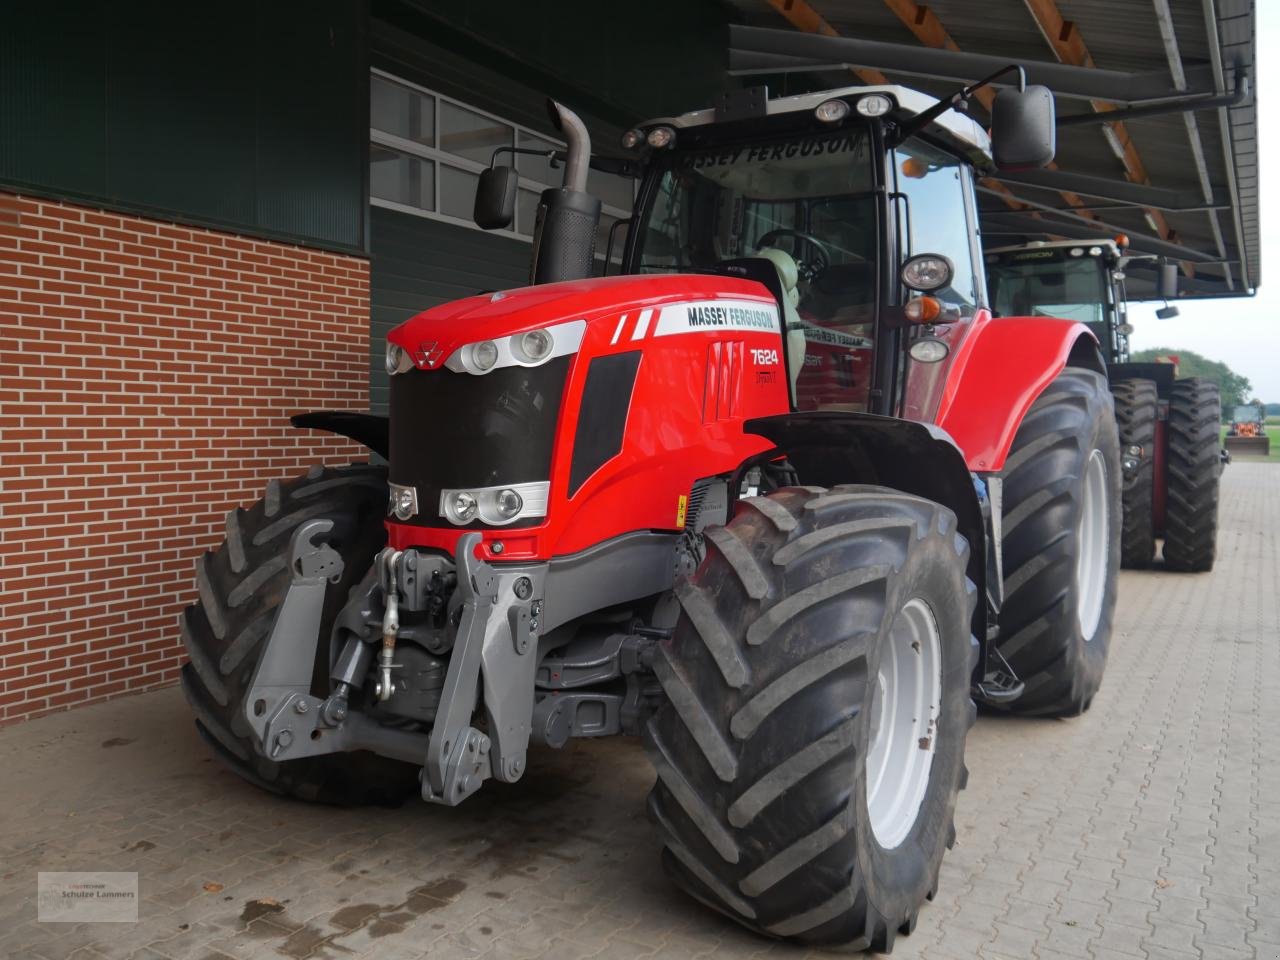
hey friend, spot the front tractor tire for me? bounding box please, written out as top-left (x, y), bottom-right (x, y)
top-left (645, 486), bottom-right (977, 951)
top-left (1162, 377), bottom-right (1221, 572)
top-left (995, 368), bottom-right (1121, 717)
top-left (180, 464), bottom-right (419, 805)
top-left (1111, 379), bottom-right (1158, 569)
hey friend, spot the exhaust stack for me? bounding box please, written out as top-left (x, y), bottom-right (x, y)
top-left (529, 100), bottom-right (601, 285)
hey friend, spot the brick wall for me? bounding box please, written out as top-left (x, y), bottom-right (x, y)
top-left (0, 192), bottom-right (371, 725)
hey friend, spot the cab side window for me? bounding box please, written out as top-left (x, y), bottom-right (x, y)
top-left (893, 139), bottom-right (979, 310)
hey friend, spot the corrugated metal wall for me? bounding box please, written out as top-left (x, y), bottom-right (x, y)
top-left (0, 0), bottom-right (370, 253)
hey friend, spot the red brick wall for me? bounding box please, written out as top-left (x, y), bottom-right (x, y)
top-left (0, 192), bottom-right (371, 725)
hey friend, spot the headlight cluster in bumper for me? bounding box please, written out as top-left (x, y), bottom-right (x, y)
top-left (440, 482), bottom-right (550, 526)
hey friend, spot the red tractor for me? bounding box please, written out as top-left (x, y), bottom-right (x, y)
top-left (182, 75), bottom-right (1120, 950)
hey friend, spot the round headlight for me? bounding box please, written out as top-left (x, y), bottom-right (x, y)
top-left (385, 341), bottom-right (413, 375)
top-left (495, 488), bottom-right (523, 520)
top-left (471, 340), bottom-right (499, 371)
top-left (516, 329), bottom-right (554, 363)
top-left (450, 491), bottom-right (478, 523)
top-left (815, 98), bottom-right (851, 124)
top-left (391, 486), bottom-right (416, 520)
top-left (901, 254), bottom-right (954, 292)
top-left (1070, 247), bottom-right (1084, 257)
top-left (621, 128), bottom-right (645, 149)
top-left (909, 339), bottom-right (949, 363)
top-left (855, 94), bottom-right (893, 118)
top-left (1089, 246), bottom-right (1103, 256)
top-left (646, 126), bottom-right (675, 149)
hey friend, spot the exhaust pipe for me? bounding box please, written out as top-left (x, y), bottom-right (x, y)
top-left (529, 99), bottom-right (601, 285)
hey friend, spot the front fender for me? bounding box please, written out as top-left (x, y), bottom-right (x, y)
top-left (936, 316), bottom-right (1103, 472)
top-left (744, 412), bottom-right (991, 664)
top-left (291, 411), bottom-right (389, 459)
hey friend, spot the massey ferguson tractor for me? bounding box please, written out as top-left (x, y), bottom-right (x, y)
top-left (986, 239), bottom-right (1222, 571)
top-left (182, 74), bottom-right (1123, 951)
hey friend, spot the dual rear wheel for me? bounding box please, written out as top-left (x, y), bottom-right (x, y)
top-left (1111, 377), bottom-right (1222, 572)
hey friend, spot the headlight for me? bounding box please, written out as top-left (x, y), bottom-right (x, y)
top-left (900, 254), bottom-right (954, 292)
top-left (494, 488), bottom-right (523, 520)
top-left (388, 483), bottom-right (418, 520)
top-left (439, 482), bottom-right (549, 526)
top-left (815, 98), bottom-right (851, 124)
top-left (514, 329), bottom-right (553, 363)
top-left (471, 341), bottom-right (499, 372)
top-left (646, 126), bottom-right (675, 149)
top-left (385, 341), bottom-right (414, 375)
top-left (447, 491), bottom-right (478, 523)
top-left (444, 319), bottom-right (587, 375)
top-left (856, 94), bottom-right (893, 118)
top-left (909, 338), bottom-right (949, 363)
top-left (621, 128), bottom-right (645, 149)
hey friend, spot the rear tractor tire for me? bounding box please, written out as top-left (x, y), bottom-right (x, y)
top-left (180, 464), bottom-right (420, 805)
top-left (645, 486), bottom-right (977, 951)
top-left (995, 368), bottom-right (1121, 717)
top-left (1162, 377), bottom-right (1221, 572)
top-left (1111, 379), bottom-right (1158, 569)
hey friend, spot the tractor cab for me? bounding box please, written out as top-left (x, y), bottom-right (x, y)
top-left (616, 85), bottom-right (1015, 417)
top-left (985, 239), bottom-right (1131, 360)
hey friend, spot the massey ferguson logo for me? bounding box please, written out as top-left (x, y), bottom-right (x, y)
top-left (413, 341), bottom-right (443, 367)
top-left (685, 304), bottom-right (776, 330)
top-left (750, 348), bottom-right (779, 366)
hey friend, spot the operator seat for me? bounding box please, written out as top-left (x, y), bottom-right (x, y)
top-left (750, 247), bottom-right (807, 402)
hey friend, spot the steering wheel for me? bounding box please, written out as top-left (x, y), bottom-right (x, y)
top-left (757, 228), bottom-right (831, 284)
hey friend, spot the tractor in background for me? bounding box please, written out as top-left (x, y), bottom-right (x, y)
top-left (1226, 402), bottom-right (1270, 457)
top-left (986, 239), bottom-right (1221, 571)
top-left (181, 73), bottom-right (1122, 951)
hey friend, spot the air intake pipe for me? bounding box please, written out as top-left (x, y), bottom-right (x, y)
top-left (529, 100), bottom-right (601, 285)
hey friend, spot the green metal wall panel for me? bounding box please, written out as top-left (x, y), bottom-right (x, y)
top-left (0, 0), bottom-right (369, 252)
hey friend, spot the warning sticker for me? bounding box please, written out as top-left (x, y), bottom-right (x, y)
top-left (676, 494), bottom-right (688, 529)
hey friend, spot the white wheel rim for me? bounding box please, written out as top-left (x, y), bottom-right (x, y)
top-left (865, 597), bottom-right (943, 850)
top-left (1076, 449), bottom-right (1109, 642)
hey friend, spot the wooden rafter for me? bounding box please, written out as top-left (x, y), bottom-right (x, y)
top-left (880, 0), bottom-right (1092, 219)
top-left (1019, 0), bottom-right (1191, 273)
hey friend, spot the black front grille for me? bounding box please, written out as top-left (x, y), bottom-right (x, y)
top-left (388, 356), bottom-right (571, 526)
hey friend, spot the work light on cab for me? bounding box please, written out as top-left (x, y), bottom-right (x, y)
top-left (646, 126), bottom-right (675, 148)
top-left (856, 93), bottom-right (893, 117)
top-left (815, 98), bottom-right (850, 124)
top-left (901, 254), bottom-right (954, 291)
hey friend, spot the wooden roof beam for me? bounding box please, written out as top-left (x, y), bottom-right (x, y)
top-left (1020, 0), bottom-right (1191, 275)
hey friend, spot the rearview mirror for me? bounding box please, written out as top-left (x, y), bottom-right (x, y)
top-left (991, 85), bottom-right (1055, 171)
top-left (474, 166), bottom-right (517, 230)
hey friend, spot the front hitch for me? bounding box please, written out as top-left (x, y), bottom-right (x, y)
top-left (237, 523), bottom-right (547, 807)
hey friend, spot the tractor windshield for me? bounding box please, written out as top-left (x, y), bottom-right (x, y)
top-left (987, 251), bottom-right (1111, 340)
top-left (631, 127), bottom-right (878, 410)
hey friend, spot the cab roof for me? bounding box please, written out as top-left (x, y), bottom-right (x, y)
top-left (641, 85), bottom-right (992, 169)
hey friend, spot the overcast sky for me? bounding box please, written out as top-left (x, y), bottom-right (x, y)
top-left (1126, 6), bottom-right (1274, 400)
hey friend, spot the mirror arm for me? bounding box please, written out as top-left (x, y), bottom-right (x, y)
top-left (891, 64), bottom-right (1026, 147)
top-left (487, 146), bottom-right (561, 170)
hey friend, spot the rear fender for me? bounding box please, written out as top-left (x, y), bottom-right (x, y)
top-left (744, 412), bottom-right (994, 675)
top-left (292, 411), bottom-right (389, 459)
top-left (936, 317), bottom-right (1104, 472)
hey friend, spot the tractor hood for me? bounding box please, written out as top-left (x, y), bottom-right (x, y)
top-left (385, 273), bottom-right (774, 372)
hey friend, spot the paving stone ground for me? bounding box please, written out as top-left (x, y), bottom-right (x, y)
top-left (1, 462), bottom-right (1276, 960)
